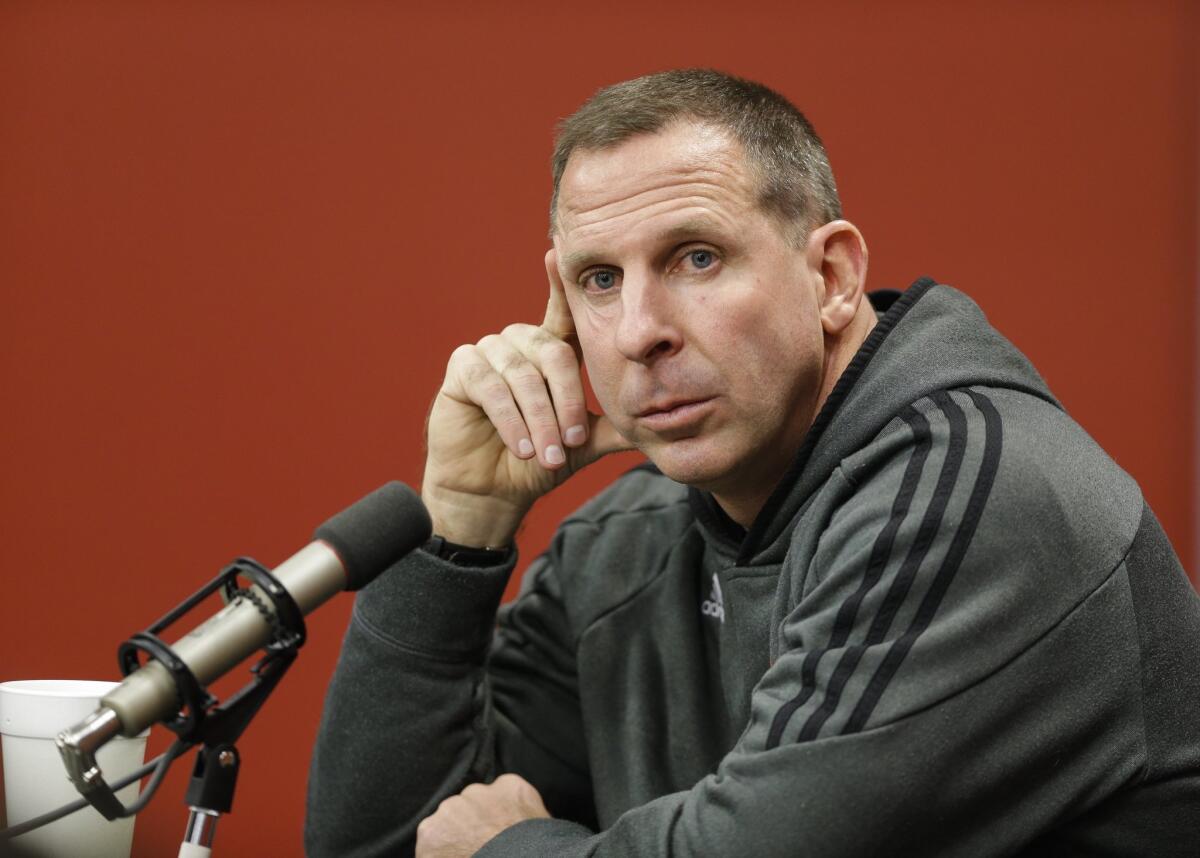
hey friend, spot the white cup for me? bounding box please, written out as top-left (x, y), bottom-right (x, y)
top-left (0, 680), bottom-right (149, 858)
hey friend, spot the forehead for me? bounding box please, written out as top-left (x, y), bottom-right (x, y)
top-left (554, 122), bottom-right (759, 256)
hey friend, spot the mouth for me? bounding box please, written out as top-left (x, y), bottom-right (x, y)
top-left (634, 398), bottom-right (714, 432)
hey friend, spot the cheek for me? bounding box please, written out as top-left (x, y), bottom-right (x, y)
top-left (576, 329), bottom-right (621, 410)
top-left (716, 302), bottom-right (818, 394)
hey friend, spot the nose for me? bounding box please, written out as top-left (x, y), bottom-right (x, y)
top-left (614, 271), bottom-right (682, 364)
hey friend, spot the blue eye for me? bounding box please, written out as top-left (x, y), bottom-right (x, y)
top-left (689, 250), bottom-right (714, 269)
top-left (590, 270), bottom-right (617, 290)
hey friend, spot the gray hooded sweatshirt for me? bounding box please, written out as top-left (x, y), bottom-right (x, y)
top-left (306, 280), bottom-right (1200, 856)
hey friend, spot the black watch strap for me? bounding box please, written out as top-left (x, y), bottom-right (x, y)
top-left (425, 535), bottom-right (513, 567)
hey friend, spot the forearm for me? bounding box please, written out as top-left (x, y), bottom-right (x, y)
top-left (305, 548), bottom-right (514, 858)
top-left (477, 613), bottom-right (1144, 858)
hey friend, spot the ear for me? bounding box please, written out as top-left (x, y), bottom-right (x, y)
top-left (804, 220), bottom-right (869, 336)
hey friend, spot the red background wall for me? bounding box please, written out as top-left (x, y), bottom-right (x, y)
top-left (1, 2), bottom-right (1195, 855)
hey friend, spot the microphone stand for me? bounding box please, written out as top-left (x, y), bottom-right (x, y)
top-left (43, 483), bottom-right (428, 854)
top-left (138, 557), bottom-right (307, 858)
top-left (57, 557), bottom-right (307, 858)
top-left (177, 642), bottom-right (297, 857)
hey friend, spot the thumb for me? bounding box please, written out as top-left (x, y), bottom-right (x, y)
top-left (542, 248), bottom-right (577, 345)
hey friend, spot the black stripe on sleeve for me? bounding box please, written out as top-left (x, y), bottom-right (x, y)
top-left (765, 406), bottom-right (933, 750)
top-left (841, 389), bottom-right (1003, 735)
top-left (796, 392), bottom-right (968, 741)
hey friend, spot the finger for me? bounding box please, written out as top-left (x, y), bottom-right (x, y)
top-left (564, 412), bottom-right (635, 472)
top-left (460, 782), bottom-right (487, 799)
top-left (542, 248), bottom-right (576, 343)
top-left (526, 330), bottom-right (589, 448)
top-left (415, 817), bottom-right (436, 856)
top-left (523, 786), bottom-right (550, 818)
top-left (495, 322), bottom-right (588, 447)
top-left (476, 334), bottom-right (566, 469)
top-left (539, 251), bottom-right (588, 445)
top-left (445, 344), bottom-right (535, 460)
top-left (493, 774), bottom-right (550, 818)
top-left (470, 324), bottom-right (588, 451)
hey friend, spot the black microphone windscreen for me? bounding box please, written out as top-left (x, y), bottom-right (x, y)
top-left (314, 481), bottom-right (432, 590)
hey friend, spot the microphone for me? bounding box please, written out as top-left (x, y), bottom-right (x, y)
top-left (56, 481), bottom-right (431, 796)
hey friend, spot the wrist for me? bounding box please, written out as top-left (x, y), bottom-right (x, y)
top-left (420, 482), bottom-right (528, 548)
top-left (425, 535), bottom-right (513, 567)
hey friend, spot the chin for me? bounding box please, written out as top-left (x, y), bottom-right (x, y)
top-left (642, 437), bottom-right (741, 491)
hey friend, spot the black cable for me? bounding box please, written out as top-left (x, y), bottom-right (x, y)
top-left (115, 739), bottom-right (191, 817)
top-left (0, 740), bottom-right (192, 841)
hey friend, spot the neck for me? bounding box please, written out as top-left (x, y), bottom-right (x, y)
top-left (712, 302), bottom-right (879, 530)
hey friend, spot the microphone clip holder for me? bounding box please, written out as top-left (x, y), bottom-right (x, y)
top-left (116, 556), bottom-right (307, 743)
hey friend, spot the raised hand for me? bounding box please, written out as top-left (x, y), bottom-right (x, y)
top-left (421, 249), bottom-right (632, 547)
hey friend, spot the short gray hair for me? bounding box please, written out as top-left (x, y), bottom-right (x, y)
top-left (550, 68), bottom-right (842, 239)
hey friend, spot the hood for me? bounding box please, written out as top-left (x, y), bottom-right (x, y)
top-left (690, 278), bottom-right (1060, 566)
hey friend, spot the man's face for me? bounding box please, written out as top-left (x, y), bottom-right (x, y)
top-left (553, 121), bottom-right (828, 503)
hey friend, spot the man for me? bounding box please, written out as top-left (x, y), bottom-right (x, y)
top-left (306, 70), bottom-right (1200, 856)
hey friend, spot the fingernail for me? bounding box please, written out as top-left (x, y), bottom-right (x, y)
top-left (545, 445), bottom-right (565, 465)
top-left (564, 425), bottom-right (586, 445)
top-left (518, 439), bottom-right (534, 457)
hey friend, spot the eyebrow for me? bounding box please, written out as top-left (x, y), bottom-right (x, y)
top-left (560, 217), bottom-right (727, 277)
top-left (560, 249), bottom-right (607, 278)
top-left (657, 218), bottom-right (725, 244)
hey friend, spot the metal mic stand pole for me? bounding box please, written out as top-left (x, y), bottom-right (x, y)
top-left (179, 743), bottom-right (238, 858)
top-left (176, 644), bottom-right (298, 858)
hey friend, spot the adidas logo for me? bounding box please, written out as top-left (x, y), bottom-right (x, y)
top-left (701, 572), bottom-right (724, 622)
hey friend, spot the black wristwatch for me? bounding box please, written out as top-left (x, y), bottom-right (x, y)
top-left (425, 535), bottom-right (513, 567)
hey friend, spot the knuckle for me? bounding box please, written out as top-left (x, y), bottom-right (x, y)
top-left (495, 773), bottom-right (523, 789)
top-left (521, 399), bottom-right (556, 427)
top-left (417, 817), bottom-right (447, 851)
top-left (540, 338), bottom-right (576, 367)
top-left (483, 394), bottom-right (522, 420)
top-left (460, 359), bottom-right (493, 387)
top-left (447, 343), bottom-right (475, 368)
top-left (502, 322), bottom-right (533, 341)
top-left (496, 411), bottom-right (527, 433)
top-left (498, 350), bottom-right (530, 377)
top-left (480, 379), bottom-right (513, 403)
top-left (552, 391), bottom-right (587, 412)
top-left (506, 366), bottom-right (547, 396)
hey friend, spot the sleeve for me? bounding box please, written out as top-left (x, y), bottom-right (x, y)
top-left (304, 536), bottom-right (594, 858)
top-left (474, 389), bottom-right (1147, 857)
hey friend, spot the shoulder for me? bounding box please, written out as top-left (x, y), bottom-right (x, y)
top-left (919, 385), bottom-right (1139, 579)
top-left (777, 385), bottom-right (1151, 732)
top-left (802, 384), bottom-right (1145, 656)
top-left (841, 385), bottom-right (1142, 579)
